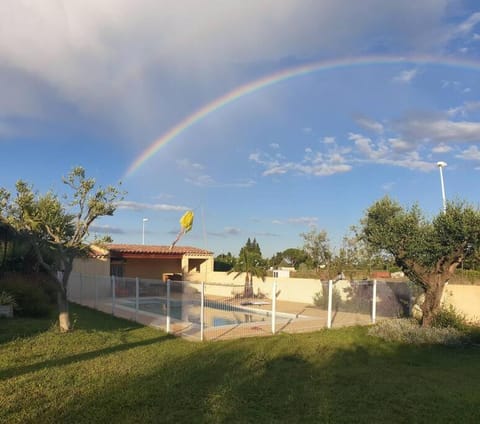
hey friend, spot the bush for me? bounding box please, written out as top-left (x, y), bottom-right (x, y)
top-left (431, 305), bottom-right (467, 331)
top-left (368, 318), bottom-right (467, 345)
top-left (0, 291), bottom-right (17, 308)
top-left (0, 273), bottom-right (56, 317)
top-left (313, 286), bottom-right (342, 309)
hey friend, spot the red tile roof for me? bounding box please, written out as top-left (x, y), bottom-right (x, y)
top-left (106, 244), bottom-right (213, 256)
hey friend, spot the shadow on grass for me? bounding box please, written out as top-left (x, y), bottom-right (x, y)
top-left (0, 315), bottom-right (56, 344)
top-left (40, 335), bottom-right (480, 424)
top-left (0, 303), bottom-right (140, 345)
top-left (0, 333), bottom-right (171, 381)
top-left (69, 303), bottom-right (144, 332)
top-left (0, 303), bottom-right (172, 381)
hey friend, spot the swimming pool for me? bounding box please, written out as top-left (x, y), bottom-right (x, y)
top-left (118, 297), bottom-right (271, 328)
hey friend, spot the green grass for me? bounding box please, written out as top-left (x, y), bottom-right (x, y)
top-left (1, 305), bottom-right (480, 423)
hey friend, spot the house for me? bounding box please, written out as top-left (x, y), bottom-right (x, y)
top-left (272, 267), bottom-right (295, 278)
top-left (72, 244), bottom-right (214, 282)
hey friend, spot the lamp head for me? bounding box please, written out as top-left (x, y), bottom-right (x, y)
top-left (437, 161), bottom-right (447, 168)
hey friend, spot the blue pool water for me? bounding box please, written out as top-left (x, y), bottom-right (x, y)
top-left (119, 298), bottom-right (268, 327)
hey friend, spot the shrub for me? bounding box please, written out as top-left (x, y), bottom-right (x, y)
top-left (313, 286), bottom-right (342, 309)
top-left (368, 318), bottom-right (467, 345)
top-left (0, 291), bottom-right (17, 307)
top-left (0, 273), bottom-right (56, 317)
top-left (431, 304), bottom-right (467, 331)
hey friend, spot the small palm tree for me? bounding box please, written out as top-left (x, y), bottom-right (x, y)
top-left (229, 250), bottom-right (267, 297)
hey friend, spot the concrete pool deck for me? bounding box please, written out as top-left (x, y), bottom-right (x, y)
top-left (77, 295), bottom-right (377, 342)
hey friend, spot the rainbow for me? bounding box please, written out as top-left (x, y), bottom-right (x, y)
top-left (125, 54), bottom-right (480, 178)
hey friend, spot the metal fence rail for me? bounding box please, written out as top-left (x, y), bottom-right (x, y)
top-left (68, 273), bottom-right (412, 341)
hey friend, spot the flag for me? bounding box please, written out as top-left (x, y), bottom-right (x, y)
top-left (170, 210), bottom-right (194, 248)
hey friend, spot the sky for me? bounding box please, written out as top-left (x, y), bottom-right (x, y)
top-left (1, 1), bottom-right (480, 257)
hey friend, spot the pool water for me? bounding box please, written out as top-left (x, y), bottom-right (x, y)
top-left (119, 298), bottom-right (269, 327)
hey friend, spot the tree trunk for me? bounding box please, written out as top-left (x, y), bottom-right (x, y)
top-left (420, 279), bottom-right (445, 327)
top-left (244, 273), bottom-right (253, 298)
top-left (55, 260), bottom-right (73, 332)
top-left (57, 290), bottom-right (71, 332)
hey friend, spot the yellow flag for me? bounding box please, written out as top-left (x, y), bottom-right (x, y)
top-left (180, 210), bottom-right (194, 233)
top-left (170, 210), bottom-right (194, 248)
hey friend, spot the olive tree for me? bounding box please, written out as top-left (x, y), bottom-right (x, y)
top-left (0, 167), bottom-right (124, 331)
top-left (360, 196), bottom-right (480, 326)
top-left (300, 228), bottom-right (331, 272)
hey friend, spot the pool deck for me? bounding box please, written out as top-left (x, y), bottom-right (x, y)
top-left (77, 295), bottom-right (376, 342)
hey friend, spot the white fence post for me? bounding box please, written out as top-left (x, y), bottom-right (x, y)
top-left (372, 279), bottom-right (377, 324)
top-left (166, 279), bottom-right (171, 334)
top-left (200, 281), bottom-right (205, 341)
top-left (327, 279), bottom-right (333, 329)
top-left (272, 280), bottom-right (277, 334)
top-left (135, 277), bottom-right (139, 322)
top-left (111, 275), bottom-right (116, 316)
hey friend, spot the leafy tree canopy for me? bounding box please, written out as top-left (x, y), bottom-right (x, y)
top-left (0, 167), bottom-right (125, 331)
top-left (270, 248), bottom-right (308, 269)
top-left (300, 228), bottom-right (331, 271)
top-left (360, 196), bottom-right (480, 325)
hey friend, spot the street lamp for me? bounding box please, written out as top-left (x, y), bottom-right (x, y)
top-left (142, 218), bottom-right (148, 245)
top-left (436, 161), bottom-right (447, 214)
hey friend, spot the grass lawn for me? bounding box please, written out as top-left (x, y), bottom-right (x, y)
top-left (1, 305), bottom-right (479, 423)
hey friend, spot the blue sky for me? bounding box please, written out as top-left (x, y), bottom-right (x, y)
top-left (1, 1), bottom-right (480, 257)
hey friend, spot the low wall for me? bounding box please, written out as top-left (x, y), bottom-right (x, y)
top-left (67, 268), bottom-right (479, 324)
top-left (203, 272), bottom-right (323, 303)
top-left (442, 284), bottom-right (480, 323)
top-left (205, 272), bottom-right (479, 322)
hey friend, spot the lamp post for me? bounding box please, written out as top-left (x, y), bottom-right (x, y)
top-left (142, 218), bottom-right (148, 245)
top-left (436, 161), bottom-right (447, 214)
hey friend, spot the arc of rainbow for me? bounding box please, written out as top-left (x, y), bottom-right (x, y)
top-left (125, 54), bottom-right (480, 178)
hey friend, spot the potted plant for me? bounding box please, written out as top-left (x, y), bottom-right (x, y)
top-left (0, 291), bottom-right (17, 318)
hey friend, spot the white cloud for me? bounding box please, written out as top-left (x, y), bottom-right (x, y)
top-left (0, 1), bottom-right (456, 139)
top-left (322, 136), bottom-right (335, 144)
top-left (117, 200), bottom-right (189, 211)
top-left (269, 143), bottom-right (280, 149)
top-left (349, 132), bottom-right (434, 172)
top-left (185, 175), bottom-right (256, 188)
top-left (302, 127), bottom-right (313, 134)
top-left (447, 101), bottom-right (480, 117)
top-left (349, 133), bottom-right (388, 159)
top-left (252, 148), bottom-right (352, 177)
top-left (456, 146), bottom-right (480, 161)
top-left (454, 12), bottom-right (480, 35)
top-left (273, 217), bottom-right (318, 227)
top-left (288, 217), bottom-right (318, 227)
top-left (90, 224), bottom-right (125, 234)
top-left (398, 118), bottom-right (480, 143)
top-left (388, 138), bottom-right (415, 153)
top-left (355, 117), bottom-right (384, 133)
top-left (177, 158), bottom-right (204, 171)
top-left (432, 143), bottom-right (452, 154)
top-left (208, 227), bottom-right (241, 237)
top-left (392, 69), bottom-right (417, 84)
